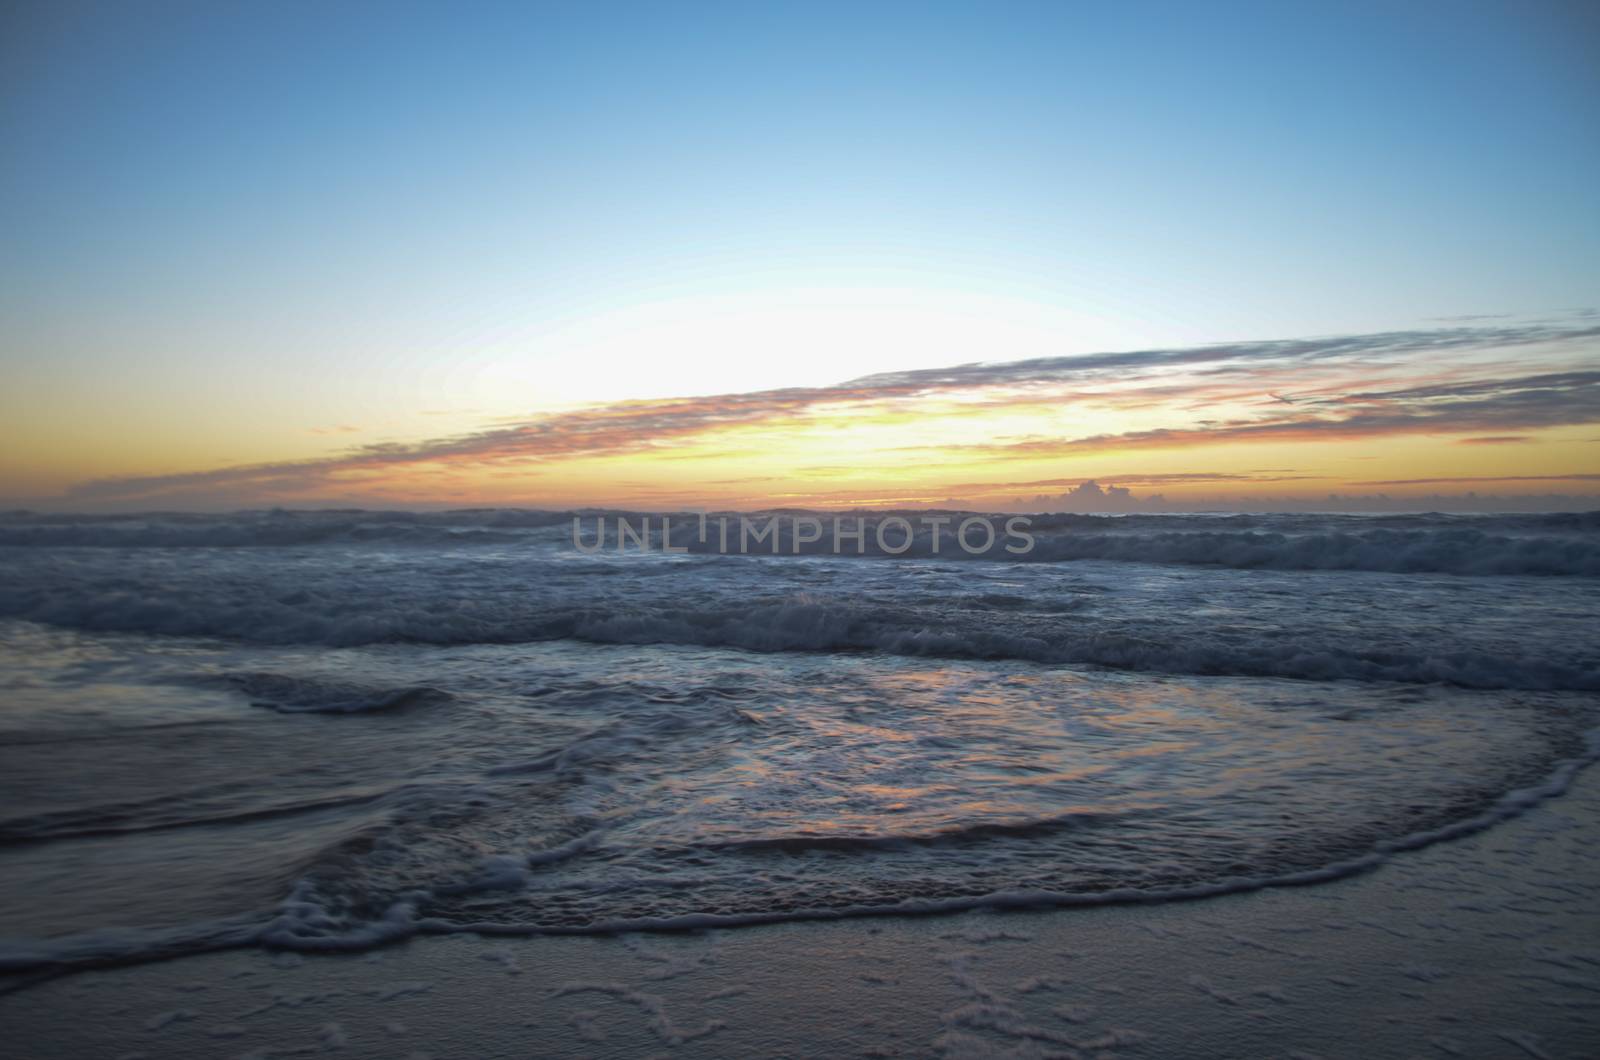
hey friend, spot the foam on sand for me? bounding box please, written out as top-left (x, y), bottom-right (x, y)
top-left (3, 757), bottom-right (1597, 1058)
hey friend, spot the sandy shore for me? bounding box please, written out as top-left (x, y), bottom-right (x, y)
top-left (4, 766), bottom-right (1598, 1059)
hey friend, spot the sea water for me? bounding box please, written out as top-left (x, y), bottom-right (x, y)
top-left (1, 509), bottom-right (1596, 971)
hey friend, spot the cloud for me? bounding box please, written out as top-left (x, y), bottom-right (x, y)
top-left (63, 322), bottom-right (1600, 504)
top-left (839, 323), bottom-right (1597, 392)
top-left (1350, 474), bottom-right (1600, 486)
top-left (970, 370), bottom-right (1600, 459)
top-left (943, 471), bottom-right (1321, 495)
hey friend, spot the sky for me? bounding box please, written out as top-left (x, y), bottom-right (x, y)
top-left (2, 0), bottom-right (1597, 511)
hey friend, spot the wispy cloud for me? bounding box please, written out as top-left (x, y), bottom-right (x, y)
top-left (64, 322), bottom-right (1600, 504)
top-left (967, 370), bottom-right (1600, 459)
top-left (1351, 474), bottom-right (1600, 486)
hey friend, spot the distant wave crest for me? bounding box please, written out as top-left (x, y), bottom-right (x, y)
top-left (3, 509), bottom-right (1598, 576)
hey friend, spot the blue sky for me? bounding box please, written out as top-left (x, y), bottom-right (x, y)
top-left (1, 0), bottom-right (1597, 504)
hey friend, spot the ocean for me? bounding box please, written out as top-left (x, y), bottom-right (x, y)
top-left (2, 509), bottom-right (1597, 975)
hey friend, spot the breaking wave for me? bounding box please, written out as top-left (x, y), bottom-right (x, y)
top-left (6, 725), bottom-right (1595, 976)
top-left (3, 509), bottom-right (1598, 576)
top-left (2, 585), bottom-right (1596, 690)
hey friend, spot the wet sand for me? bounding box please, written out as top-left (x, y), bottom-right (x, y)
top-left (4, 766), bottom-right (1597, 1059)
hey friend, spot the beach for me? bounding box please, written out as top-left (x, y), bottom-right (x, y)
top-left (5, 732), bottom-right (1596, 1058)
top-left (7, 3), bottom-right (1600, 1055)
top-left (2, 510), bottom-right (1597, 1057)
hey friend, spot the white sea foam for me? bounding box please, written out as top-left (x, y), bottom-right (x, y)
top-left (234, 725), bottom-right (1597, 952)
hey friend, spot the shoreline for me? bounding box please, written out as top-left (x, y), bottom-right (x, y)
top-left (5, 761), bottom-right (1597, 1058)
top-left (8, 724), bottom-right (1597, 984)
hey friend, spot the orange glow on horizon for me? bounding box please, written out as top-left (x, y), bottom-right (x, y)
top-left (9, 323), bottom-right (1599, 512)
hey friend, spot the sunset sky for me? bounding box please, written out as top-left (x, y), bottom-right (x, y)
top-left (3, 1), bottom-right (1597, 511)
